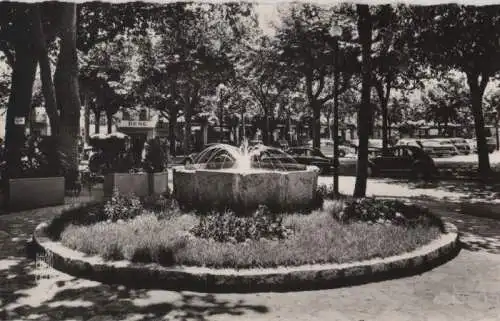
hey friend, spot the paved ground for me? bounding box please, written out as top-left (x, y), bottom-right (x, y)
top-left (1, 181), bottom-right (500, 321)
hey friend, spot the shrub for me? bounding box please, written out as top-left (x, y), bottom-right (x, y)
top-left (190, 205), bottom-right (293, 243)
top-left (143, 137), bottom-right (167, 173)
top-left (60, 208), bottom-right (441, 269)
top-left (140, 192), bottom-right (179, 218)
top-left (6, 135), bottom-right (67, 179)
top-left (334, 198), bottom-right (444, 230)
top-left (103, 189), bottom-right (143, 222)
top-left (315, 184), bottom-right (334, 200)
top-left (60, 213), bottom-right (191, 266)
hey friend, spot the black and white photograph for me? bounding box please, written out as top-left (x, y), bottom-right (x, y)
top-left (0, 1), bottom-right (500, 320)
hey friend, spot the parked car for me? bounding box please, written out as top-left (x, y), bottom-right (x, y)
top-left (275, 139), bottom-right (289, 150)
top-left (395, 138), bottom-right (422, 148)
top-left (449, 138), bottom-right (471, 155)
top-left (430, 138), bottom-right (460, 156)
top-left (183, 143), bottom-right (229, 165)
top-left (487, 137), bottom-right (497, 153)
top-left (466, 139), bottom-right (477, 153)
top-left (307, 139), bottom-right (354, 157)
top-left (466, 137), bottom-right (496, 153)
top-left (255, 147), bottom-right (300, 168)
top-left (368, 145), bottom-right (437, 179)
top-left (428, 139), bottom-right (460, 157)
top-left (249, 139), bottom-right (264, 147)
top-left (349, 139), bottom-right (383, 157)
top-left (286, 146), bottom-right (333, 174)
top-left (396, 138), bottom-right (458, 158)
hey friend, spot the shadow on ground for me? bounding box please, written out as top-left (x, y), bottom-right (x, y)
top-left (385, 178), bottom-right (500, 200)
top-left (1, 247), bottom-right (269, 321)
top-left (0, 197), bottom-right (268, 321)
top-left (413, 201), bottom-right (500, 255)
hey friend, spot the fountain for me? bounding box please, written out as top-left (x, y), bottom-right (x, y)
top-left (173, 140), bottom-right (319, 212)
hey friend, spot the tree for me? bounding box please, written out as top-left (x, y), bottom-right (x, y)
top-left (80, 33), bottom-right (138, 136)
top-left (134, 34), bottom-right (184, 155)
top-left (353, 4), bottom-right (373, 198)
top-left (275, 4), bottom-right (357, 149)
top-left (240, 36), bottom-right (292, 145)
top-left (54, 3), bottom-right (81, 176)
top-left (421, 72), bottom-right (471, 135)
top-left (1, 3), bottom-right (38, 179)
top-left (370, 5), bottom-right (420, 151)
top-left (135, 3), bottom-right (254, 153)
top-left (484, 89), bottom-right (500, 149)
top-left (408, 5), bottom-right (500, 178)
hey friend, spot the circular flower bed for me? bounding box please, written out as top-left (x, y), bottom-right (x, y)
top-left (46, 189), bottom-right (445, 269)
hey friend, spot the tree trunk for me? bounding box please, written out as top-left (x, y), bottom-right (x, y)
top-left (380, 95), bottom-right (389, 151)
top-left (326, 113), bottom-right (331, 140)
top-left (312, 101), bottom-right (321, 149)
top-left (496, 117), bottom-right (499, 151)
top-left (106, 112), bottom-right (113, 134)
top-left (183, 104), bottom-right (192, 153)
top-left (168, 108), bottom-right (177, 156)
top-left (467, 73), bottom-right (491, 178)
top-left (83, 95), bottom-right (90, 144)
top-left (94, 109), bottom-right (100, 134)
top-left (354, 4), bottom-right (372, 198)
top-left (54, 3), bottom-right (81, 176)
top-left (31, 5), bottom-right (60, 136)
top-left (261, 112), bottom-right (271, 145)
top-left (4, 38), bottom-right (38, 180)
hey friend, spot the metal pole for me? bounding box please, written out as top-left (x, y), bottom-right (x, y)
top-left (333, 38), bottom-right (340, 196)
top-left (496, 115), bottom-right (499, 151)
top-left (241, 106), bottom-right (245, 142)
top-left (219, 99), bottom-right (223, 143)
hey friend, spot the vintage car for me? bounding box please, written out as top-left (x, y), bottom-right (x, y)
top-left (368, 145), bottom-right (437, 179)
top-left (286, 146), bottom-right (333, 174)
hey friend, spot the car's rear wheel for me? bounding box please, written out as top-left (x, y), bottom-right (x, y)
top-left (412, 163), bottom-right (431, 180)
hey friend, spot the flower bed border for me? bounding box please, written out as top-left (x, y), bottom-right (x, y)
top-left (32, 206), bottom-right (460, 293)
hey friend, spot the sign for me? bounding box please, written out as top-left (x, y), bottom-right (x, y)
top-left (14, 117), bottom-right (25, 125)
top-left (118, 120), bottom-right (155, 128)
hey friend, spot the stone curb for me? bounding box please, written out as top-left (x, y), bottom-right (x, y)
top-left (33, 214), bottom-right (460, 293)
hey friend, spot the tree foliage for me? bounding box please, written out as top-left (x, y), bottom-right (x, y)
top-left (407, 4), bottom-right (500, 177)
top-left (275, 4), bottom-right (358, 149)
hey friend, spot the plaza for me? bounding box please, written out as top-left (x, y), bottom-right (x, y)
top-left (1, 2), bottom-right (500, 320)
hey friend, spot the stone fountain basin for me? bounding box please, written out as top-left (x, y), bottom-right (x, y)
top-left (173, 165), bottom-right (319, 212)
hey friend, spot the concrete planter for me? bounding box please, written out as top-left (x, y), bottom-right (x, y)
top-left (8, 176), bottom-right (65, 211)
top-left (148, 172), bottom-right (169, 195)
top-left (104, 172), bottom-right (168, 197)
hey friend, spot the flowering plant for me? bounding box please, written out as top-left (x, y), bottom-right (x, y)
top-left (16, 135), bottom-right (64, 178)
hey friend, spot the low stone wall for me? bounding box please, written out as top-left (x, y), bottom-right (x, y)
top-left (33, 217), bottom-right (459, 293)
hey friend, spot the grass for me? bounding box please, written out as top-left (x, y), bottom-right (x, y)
top-left (59, 200), bottom-right (442, 269)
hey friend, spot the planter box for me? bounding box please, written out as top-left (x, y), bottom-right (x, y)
top-left (148, 172), bottom-right (169, 195)
top-left (104, 172), bottom-right (168, 198)
top-left (8, 177), bottom-right (65, 211)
